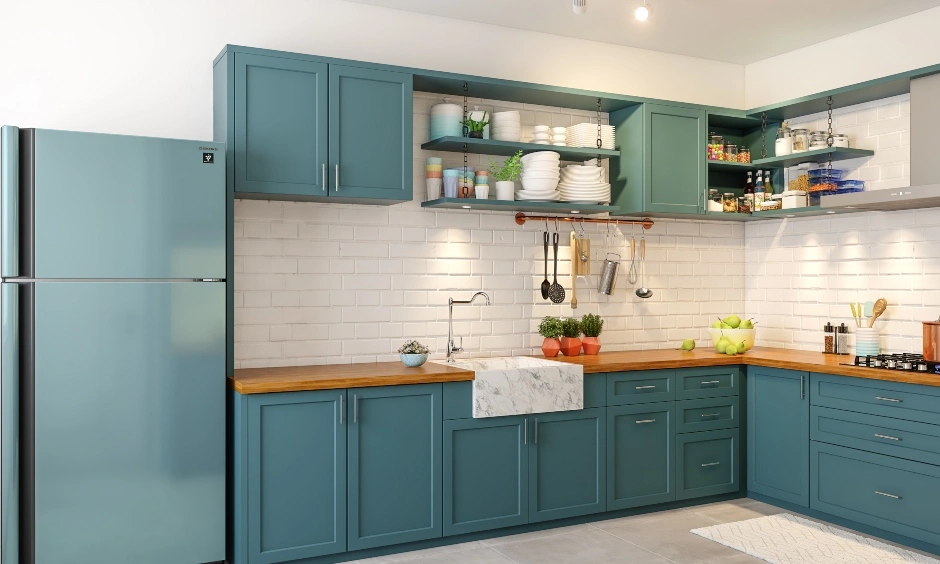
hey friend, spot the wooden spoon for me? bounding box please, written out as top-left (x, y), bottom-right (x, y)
top-left (868, 298), bottom-right (887, 328)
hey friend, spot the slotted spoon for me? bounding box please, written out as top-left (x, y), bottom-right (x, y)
top-left (549, 232), bottom-right (566, 304)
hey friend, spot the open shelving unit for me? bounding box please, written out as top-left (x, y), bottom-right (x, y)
top-left (706, 147), bottom-right (875, 172)
top-left (421, 136), bottom-right (619, 161)
top-left (420, 198), bottom-right (618, 214)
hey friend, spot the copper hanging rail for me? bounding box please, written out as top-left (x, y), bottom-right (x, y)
top-left (514, 212), bottom-right (653, 229)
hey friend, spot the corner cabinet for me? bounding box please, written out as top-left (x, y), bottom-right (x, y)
top-left (214, 46), bottom-right (413, 204)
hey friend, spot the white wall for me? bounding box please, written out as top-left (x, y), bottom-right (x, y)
top-left (744, 6), bottom-right (940, 109)
top-left (0, 0), bottom-right (743, 141)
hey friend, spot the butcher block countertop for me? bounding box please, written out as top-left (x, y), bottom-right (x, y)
top-left (230, 347), bottom-right (940, 394)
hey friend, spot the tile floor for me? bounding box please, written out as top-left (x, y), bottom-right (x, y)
top-left (351, 498), bottom-right (934, 564)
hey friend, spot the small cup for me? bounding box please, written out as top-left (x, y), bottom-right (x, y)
top-left (425, 171), bottom-right (442, 179)
top-left (425, 164), bottom-right (442, 172)
top-left (474, 185), bottom-right (490, 200)
top-left (474, 177), bottom-right (488, 185)
top-left (552, 127), bottom-right (567, 134)
top-left (443, 169), bottom-right (460, 177)
top-left (426, 157), bottom-right (443, 165)
top-left (443, 176), bottom-right (458, 198)
top-left (533, 125), bottom-right (551, 133)
top-left (426, 178), bottom-right (442, 200)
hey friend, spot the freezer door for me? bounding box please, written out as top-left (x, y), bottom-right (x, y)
top-left (31, 129), bottom-right (225, 279)
top-left (1, 283), bottom-right (18, 564)
top-left (32, 282), bottom-right (225, 564)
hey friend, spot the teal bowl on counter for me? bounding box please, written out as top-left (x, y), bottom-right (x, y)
top-left (400, 353), bottom-right (429, 367)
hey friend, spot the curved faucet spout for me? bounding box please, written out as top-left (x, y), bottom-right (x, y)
top-left (446, 291), bottom-right (491, 362)
top-left (470, 291), bottom-right (491, 305)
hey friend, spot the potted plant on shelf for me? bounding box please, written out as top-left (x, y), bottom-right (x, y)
top-left (489, 150), bottom-right (523, 201)
top-left (580, 313), bottom-right (604, 355)
top-left (398, 340), bottom-right (430, 367)
top-left (537, 316), bottom-right (563, 358)
top-left (462, 111), bottom-right (489, 139)
top-left (559, 318), bottom-right (582, 357)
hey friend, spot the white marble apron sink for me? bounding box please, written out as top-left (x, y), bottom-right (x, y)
top-left (441, 357), bottom-right (584, 418)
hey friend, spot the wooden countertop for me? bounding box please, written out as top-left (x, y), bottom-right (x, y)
top-left (230, 347), bottom-right (940, 394)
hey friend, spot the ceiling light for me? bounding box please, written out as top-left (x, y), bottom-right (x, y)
top-left (573, 0), bottom-right (587, 15)
top-left (634, 2), bottom-right (651, 21)
top-left (826, 211), bottom-right (836, 214)
top-left (571, 210), bottom-right (580, 214)
top-left (461, 205), bottom-right (471, 209)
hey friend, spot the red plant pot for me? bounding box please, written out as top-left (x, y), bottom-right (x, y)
top-left (581, 337), bottom-right (601, 355)
top-left (541, 338), bottom-right (561, 358)
top-left (559, 337), bottom-right (582, 356)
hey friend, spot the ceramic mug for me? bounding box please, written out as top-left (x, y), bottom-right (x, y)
top-left (443, 176), bottom-right (458, 198)
top-left (474, 185), bottom-right (489, 199)
top-left (427, 178), bottom-right (443, 200)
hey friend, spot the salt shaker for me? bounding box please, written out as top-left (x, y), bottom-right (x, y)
top-left (836, 324), bottom-right (849, 355)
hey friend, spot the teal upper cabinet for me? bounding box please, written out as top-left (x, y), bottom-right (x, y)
top-left (347, 384), bottom-right (442, 551)
top-left (747, 367), bottom-right (810, 507)
top-left (607, 402), bottom-right (675, 510)
top-left (610, 103), bottom-right (706, 216)
top-left (329, 65), bottom-right (413, 201)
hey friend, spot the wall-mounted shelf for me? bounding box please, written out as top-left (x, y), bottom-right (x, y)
top-left (421, 198), bottom-right (618, 214)
top-left (707, 160), bottom-right (756, 172)
top-left (752, 147), bottom-right (874, 168)
top-left (702, 205), bottom-right (858, 221)
top-left (421, 137), bottom-right (620, 161)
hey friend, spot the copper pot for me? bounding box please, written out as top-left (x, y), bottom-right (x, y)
top-left (925, 317), bottom-right (940, 362)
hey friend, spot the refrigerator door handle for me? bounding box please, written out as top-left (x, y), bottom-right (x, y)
top-left (1, 283), bottom-right (20, 564)
top-left (1, 126), bottom-right (19, 278)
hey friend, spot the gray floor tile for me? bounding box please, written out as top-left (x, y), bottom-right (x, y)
top-left (685, 498), bottom-right (784, 524)
top-left (355, 541), bottom-right (490, 563)
top-left (404, 546), bottom-right (518, 564)
top-left (492, 527), bottom-right (671, 564)
top-left (481, 523), bottom-right (595, 547)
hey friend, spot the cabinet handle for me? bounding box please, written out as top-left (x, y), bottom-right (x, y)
top-left (701, 413), bottom-right (721, 418)
top-left (701, 462), bottom-right (721, 467)
top-left (524, 419), bottom-right (527, 445)
top-left (534, 418), bottom-right (538, 444)
top-left (875, 491), bottom-right (901, 499)
top-left (335, 164), bottom-right (339, 192)
top-left (703, 187), bottom-right (708, 213)
top-left (353, 394), bottom-right (358, 423)
top-left (875, 396), bottom-right (902, 403)
top-left (322, 163), bottom-right (326, 191)
top-left (339, 395), bottom-right (344, 424)
top-left (635, 419), bottom-right (656, 424)
top-left (874, 433), bottom-right (901, 441)
top-left (635, 385), bottom-right (657, 390)
top-left (701, 380), bottom-right (720, 386)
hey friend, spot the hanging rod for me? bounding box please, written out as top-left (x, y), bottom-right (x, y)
top-left (514, 212), bottom-right (653, 229)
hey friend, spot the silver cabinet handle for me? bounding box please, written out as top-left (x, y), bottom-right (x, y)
top-left (701, 462), bottom-right (721, 467)
top-left (339, 395), bottom-right (344, 424)
top-left (335, 164), bottom-right (339, 192)
top-left (874, 433), bottom-right (901, 441)
top-left (524, 418), bottom-right (527, 445)
top-left (322, 163), bottom-right (326, 191)
top-left (875, 491), bottom-right (900, 499)
top-left (701, 380), bottom-right (720, 386)
top-left (353, 394), bottom-right (358, 423)
top-left (636, 419), bottom-right (656, 424)
top-left (801, 375), bottom-right (805, 399)
top-left (635, 385), bottom-right (657, 390)
top-left (701, 413), bottom-right (721, 418)
top-left (875, 396), bottom-right (902, 403)
top-left (534, 418), bottom-right (538, 444)
top-left (703, 187), bottom-right (707, 213)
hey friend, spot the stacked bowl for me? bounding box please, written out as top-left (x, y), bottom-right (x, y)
top-left (552, 126), bottom-right (567, 146)
top-left (532, 125), bottom-right (552, 145)
top-left (426, 157), bottom-right (443, 200)
top-left (474, 169), bottom-right (489, 199)
top-left (491, 111), bottom-right (522, 142)
top-left (517, 152), bottom-right (561, 201)
top-left (557, 165), bottom-right (611, 203)
top-left (430, 102), bottom-right (463, 140)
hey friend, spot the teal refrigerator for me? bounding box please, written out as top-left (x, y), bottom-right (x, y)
top-left (1, 127), bottom-right (226, 564)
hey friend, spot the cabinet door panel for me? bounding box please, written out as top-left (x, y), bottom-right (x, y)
top-left (234, 53), bottom-right (328, 196)
top-left (676, 429), bottom-right (739, 500)
top-left (644, 104), bottom-right (705, 214)
top-left (529, 409), bottom-right (606, 522)
top-left (607, 403), bottom-right (675, 510)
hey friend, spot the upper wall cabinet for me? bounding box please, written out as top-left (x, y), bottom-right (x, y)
top-left (214, 47), bottom-right (413, 204)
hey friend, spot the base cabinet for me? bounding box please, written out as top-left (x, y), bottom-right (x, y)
top-left (676, 429), bottom-right (739, 500)
top-left (607, 403), bottom-right (675, 510)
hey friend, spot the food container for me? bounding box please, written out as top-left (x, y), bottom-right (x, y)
top-left (775, 126), bottom-right (792, 156)
top-left (808, 179), bottom-right (865, 206)
top-left (788, 163), bottom-right (812, 192)
top-left (738, 196), bottom-right (750, 214)
top-left (810, 132), bottom-right (829, 149)
top-left (737, 147), bottom-right (751, 163)
top-left (708, 133), bottom-right (724, 160)
top-left (925, 317), bottom-right (940, 361)
top-left (791, 128), bottom-right (810, 153)
top-left (781, 190), bottom-right (808, 209)
top-left (722, 193), bottom-right (737, 213)
top-left (831, 134), bottom-right (849, 148)
top-left (724, 144), bottom-right (738, 162)
top-left (708, 189), bottom-right (723, 212)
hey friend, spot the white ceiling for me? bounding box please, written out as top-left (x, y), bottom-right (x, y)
top-left (346, 0), bottom-right (940, 64)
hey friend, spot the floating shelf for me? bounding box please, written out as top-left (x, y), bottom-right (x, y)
top-left (420, 137), bottom-right (620, 161)
top-left (707, 160), bottom-right (756, 172)
top-left (703, 205), bottom-right (859, 221)
top-left (752, 147), bottom-right (874, 168)
top-left (420, 198), bottom-right (618, 214)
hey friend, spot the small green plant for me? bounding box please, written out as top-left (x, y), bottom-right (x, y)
top-left (538, 316), bottom-right (563, 340)
top-left (489, 150), bottom-right (523, 182)
top-left (462, 111), bottom-right (489, 133)
top-left (398, 340), bottom-right (429, 355)
top-left (581, 314), bottom-right (604, 338)
top-left (561, 318), bottom-right (582, 339)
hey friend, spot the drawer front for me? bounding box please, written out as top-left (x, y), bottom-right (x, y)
top-left (607, 371), bottom-right (675, 406)
top-left (676, 429), bottom-right (739, 500)
top-left (811, 406), bottom-right (940, 466)
top-left (443, 381), bottom-right (472, 420)
top-left (676, 397), bottom-right (739, 434)
top-left (811, 373), bottom-right (940, 426)
top-left (676, 367), bottom-right (741, 400)
top-left (811, 442), bottom-right (940, 546)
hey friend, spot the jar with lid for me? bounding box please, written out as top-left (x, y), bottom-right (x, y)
top-left (707, 189), bottom-right (722, 212)
top-left (737, 196), bottom-right (750, 214)
top-left (708, 133), bottom-right (724, 160)
top-left (737, 147), bottom-right (751, 163)
top-left (775, 125), bottom-right (792, 156)
top-left (810, 131), bottom-right (829, 149)
top-left (791, 128), bottom-right (810, 153)
top-left (724, 144), bottom-right (738, 162)
top-left (831, 134), bottom-right (849, 148)
top-left (722, 193), bottom-right (737, 213)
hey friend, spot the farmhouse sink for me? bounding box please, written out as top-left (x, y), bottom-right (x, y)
top-left (440, 357), bottom-right (584, 418)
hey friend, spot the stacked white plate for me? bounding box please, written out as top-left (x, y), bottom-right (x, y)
top-left (557, 165), bottom-right (611, 203)
top-left (566, 123), bottom-right (615, 149)
top-left (491, 111), bottom-right (522, 142)
top-left (517, 151), bottom-right (561, 201)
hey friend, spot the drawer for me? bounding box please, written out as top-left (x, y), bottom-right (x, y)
top-left (676, 397), bottom-right (739, 434)
top-left (811, 373), bottom-right (940, 426)
top-left (607, 371), bottom-right (675, 406)
top-left (676, 367), bottom-right (741, 400)
top-left (811, 406), bottom-right (940, 466)
top-left (676, 429), bottom-right (739, 500)
top-left (811, 442), bottom-right (940, 547)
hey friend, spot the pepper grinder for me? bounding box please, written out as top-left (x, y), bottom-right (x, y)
top-left (836, 323), bottom-right (849, 355)
top-left (823, 322), bottom-right (834, 354)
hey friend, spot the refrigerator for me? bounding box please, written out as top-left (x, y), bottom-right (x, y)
top-left (0, 127), bottom-right (226, 564)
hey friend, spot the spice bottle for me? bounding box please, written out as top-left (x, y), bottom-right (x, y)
top-left (836, 324), bottom-right (849, 355)
top-left (824, 322), bottom-right (835, 354)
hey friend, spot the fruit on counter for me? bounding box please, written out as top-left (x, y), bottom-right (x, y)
top-left (725, 347), bottom-right (737, 356)
top-left (710, 320), bottom-right (722, 329)
top-left (736, 341), bottom-right (746, 354)
top-left (740, 319), bottom-right (755, 329)
top-left (722, 315), bottom-right (742, 329)
top-left (680, 339), bottom-right (696, 351)
top-left (716, 336), bottom-right (731, 354)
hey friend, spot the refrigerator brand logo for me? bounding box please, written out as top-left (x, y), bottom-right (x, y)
top-left (202, 153), bottom-right (214, 164)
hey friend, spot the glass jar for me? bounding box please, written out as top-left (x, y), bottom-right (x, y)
top-left (708, 133), bottom-right (724, 160)
top-left (722, 193), bottom-right (737, 213)
top-left (738, 196), bottom-right (750, 214)
top-left (709, 189), bottom-right (721, 203)
top-left (737, 147), bottom-right (751, 163)
top-left (810, 131), bottom-right (829, 149)
top-left (831, 134), bottom-right (849, 148)
top-left (791, 128), bottom-right (810, 153)
top-left (775, 126), bottom-right (792, 156)
top-left (724, 144), bottom-right (738, 162)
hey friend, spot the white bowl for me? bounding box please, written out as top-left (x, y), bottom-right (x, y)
top-left (531, 141), bottom-right (551, 145)
top-left (492, 134), bottom-right (522, 142)
top-left (521, 177), bottom-right (560, 192)
top-left (521, 151), bottom-right (561, 162)
top-left (552, 126), bottom-right (567, 134)
top-left (533, 125), bottom-right (551, 133)
top-left (533, 131), bottom-right (551, 138)
top-left (706, 328), bottom-right (756, 351)
top-left (522, 164), bottom-right (560, 171)
top-left (552, 134), bottom-right (567, 141)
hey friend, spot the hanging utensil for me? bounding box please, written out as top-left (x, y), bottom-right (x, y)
top-left (540, 230), bottom-right (550, 300)
top-left (549, 232), bottom-right (566, 304)
top-left (570, 231), bottom-right (579, 309)
top-left (598, 253), bottom-right (620, 295)
top-left (868, 298), bottom-right (887, 328)
top-left (627, 234), bottom-right (638, 285)
top-left (576, 222), bottom-right (591, 275)
top-left (636, 237), bottom-right (653, 299)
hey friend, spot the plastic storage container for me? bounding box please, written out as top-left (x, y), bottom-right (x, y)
top-left (808, 180), bottom-right (865, 206)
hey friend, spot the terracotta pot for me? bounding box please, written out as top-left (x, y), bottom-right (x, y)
top-left (541, 338), bottom-right (561, 358)
top-left (559, 337), bottom-right (582, 357)
top-left (581, 336), bottom-right (601, 355)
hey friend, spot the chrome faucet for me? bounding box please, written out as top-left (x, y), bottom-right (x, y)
top-left (446, 292), bottom-right (491, 363)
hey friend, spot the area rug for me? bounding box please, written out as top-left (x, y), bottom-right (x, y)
top-left (691, 513), bottom-right (940, 564)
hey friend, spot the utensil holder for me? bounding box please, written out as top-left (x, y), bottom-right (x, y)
top-left (854, 327), bottom-right (881, 357)
top-left (598, 253), bottom-right (620, 295)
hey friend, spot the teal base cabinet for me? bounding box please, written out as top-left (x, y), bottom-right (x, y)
top-left (747, 367), bottom-right (809, 507)
top-left (607, 402), bottom-right (675, 510)
top-left (677, 429), bottom-right (739, 500)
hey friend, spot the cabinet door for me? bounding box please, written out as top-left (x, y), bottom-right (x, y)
top-left (444, 416), bottom-right (528, 536)
top-left (747, 367), bottom-right (810, 506)
top-left (607, 403), bottom-right (675, 510)
top-left (248, 391), bottom-right (346, 563)
top-left (234, 53), bottom-right (328, 197)
top-left (529, 409), bottom-right (606, 523)
top-left (644, 104), bottom-right (705, 214)
top-left (329, 65), bottom-right (412, 201)
top-left (676, 429), bottom-right (740, 500)
top-left (348, 384), bottom-right (442, 551)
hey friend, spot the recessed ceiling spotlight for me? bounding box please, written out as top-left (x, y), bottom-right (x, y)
top-left (461, 205), bottom-right (472, 209)
top-left (573, 0), bottom-right (587, 15)
top-left (634, 1), bottom-right (651, 21)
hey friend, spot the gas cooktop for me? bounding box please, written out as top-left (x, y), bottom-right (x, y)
top-left (843, 353), bottom-right (940, 374)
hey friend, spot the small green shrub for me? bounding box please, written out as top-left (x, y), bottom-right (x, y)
top-left (560, 318), bottom-right (582, 339)
top-left (581, 314), bottom-right (604, 337)
top-left (538, 316), bottom-right (563, 339)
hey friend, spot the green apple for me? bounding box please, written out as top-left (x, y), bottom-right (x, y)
top-left (722, 315), bottom-right (742, 329)
top-left (680, 339), bottom-right (696, 351)
top-left (736, 341), bottom-right (746, 354)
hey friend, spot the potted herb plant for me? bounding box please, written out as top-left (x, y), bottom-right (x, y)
top-left (559, 318), bottom-right (582, 357)
top-left (489, 150), bottom-right (523, 201)
top-left (462, 111), bottom-right (489, 139)
top-left (537, 316), bottom-right (563, 358)
top-left (580, 313), bottom-right (604, 355)
top-left (398, 340), bottom-right (430, 367)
